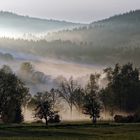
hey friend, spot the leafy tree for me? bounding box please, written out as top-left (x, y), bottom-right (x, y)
top-left (20, 62), bottom-right (34, 74)
top-left (1, 65), bottom-right (12, 73)
top-left (13, 104), bottom-right (24, 123)
top-left (83, 94), bottom-right (101, 124)
top-left (18, 62), bottom-right (34, 83)
top-left (0, 65), bottom-right (29, 123)
top-left (34, 91), bottom-right (59, 126)
top-left (100, 88), bottom-right (116, 116)
top-left (82, 74), bottom-right (101, 124)
top-left (102, 63), bottom-right (140, 113)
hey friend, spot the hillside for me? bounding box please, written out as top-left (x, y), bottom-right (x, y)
top-left (0, 11), bottom-right (83, 36)
top-left (46, 10), bottom-right (140, 44)
top-left (43, 10), bottom-right (140, 65)
top-left (94, 10), bottom-right (140, 24)
top-left (0, 10), bottom-right (140, 66)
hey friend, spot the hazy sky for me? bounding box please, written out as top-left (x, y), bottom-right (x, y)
top-left (0, 0), bottom-right (140, 23)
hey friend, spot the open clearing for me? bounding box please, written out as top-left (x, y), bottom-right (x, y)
top-left (0, 122), bottom-right (140, 140)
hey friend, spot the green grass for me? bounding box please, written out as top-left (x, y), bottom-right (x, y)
top-left (0, 122), bottom-right (140, 140)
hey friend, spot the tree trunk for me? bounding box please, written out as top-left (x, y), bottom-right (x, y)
top-left (45, 116), bottom-right (48, 126)
top-left (70, 104), bottom-right (73, 119)
top-left (92, 116), bottom-right (97, 124)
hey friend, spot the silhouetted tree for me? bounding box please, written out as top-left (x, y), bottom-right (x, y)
top-left (13, 104), bottom-right (24, 123)
top-left (57, 77), bottom-right (80, 117)
top-left (83, 94), bottom-right (101, 124)
top-left (0, 65), bottom-right (29, 123)
top-left (72, 87), bottom-right (85, 113)
top-left (34, 91), bottom-right (60, 126)
top-left (100, 88), bottom-right (115, 116)
top-left (102, 63), bottom-right (140, 113)
top-left (82, 74), bottom-right (101, 124)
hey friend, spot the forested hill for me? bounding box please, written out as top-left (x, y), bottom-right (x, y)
top-left (46, 10), bottom-right (140, 47)
top-left (35, 10), bottom-right (140, 65)
top-left (0, 11), bottom-right (83, 34)
top-left (1, 11), bottom-right (140, 66)
top-left (94, 10), bottom-right (140, 24)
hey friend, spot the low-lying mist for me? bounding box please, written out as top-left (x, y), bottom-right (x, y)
top-left (0, 49), bottom-right (104, 92)
top-left (1, 10), bottom-right (140, 122)
top-left (0, 48), bottom-right (106, 122)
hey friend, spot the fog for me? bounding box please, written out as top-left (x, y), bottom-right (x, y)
top-left (0, 4), bottom-right (137, 122)
top-left (0, 49), bottom-right (103, 92)
top-left (0, 47), bottom-right (106, 121)
top-left (0, 0), bottom-right (140, 23)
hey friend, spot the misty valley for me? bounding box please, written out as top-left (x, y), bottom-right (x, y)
top-left (0, 9), bottom-right (140, 140)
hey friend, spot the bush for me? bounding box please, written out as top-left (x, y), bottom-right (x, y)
top-left (114, 115), bottom-right (134, 123)
top-left (48, 114), bottom-right (61, 123)
top-left (133, 111), bottom-right (140, 122)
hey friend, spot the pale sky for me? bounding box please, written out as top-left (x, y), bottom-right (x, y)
top-left (0, 0), bottom-right (140, 23)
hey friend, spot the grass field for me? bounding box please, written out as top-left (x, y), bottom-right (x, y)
top-left (0, 122), bottom-right (140, 140)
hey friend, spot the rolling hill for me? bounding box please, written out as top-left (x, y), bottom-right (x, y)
top-left (43, 10), bottom-right (140, 65)
top-left (46, 10), bottom-right (140, 44)
top-left (0, 10), bottom-right (140, 66)
top-left (0, 11), bottom-right (83, 37)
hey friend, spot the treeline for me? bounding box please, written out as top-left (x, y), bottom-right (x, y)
top-left (1, 37), bottom-right (140, 65)
top-left (47, 10), bottom-right (140, 43)
top-left (0, 11), bottom-right (81, 33)
top-left (0, 63), bottom-right (140, 125)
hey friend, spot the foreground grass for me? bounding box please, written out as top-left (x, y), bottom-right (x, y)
top-left (0, 122), bottom-right (140, 140)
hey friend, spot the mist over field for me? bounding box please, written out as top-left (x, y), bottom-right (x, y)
top-left (0, 10), bottom-right (140, 95)
top-left (0, 8), bottom-right (140, 123)
top-left (0, 2), bottom-right (140, 140)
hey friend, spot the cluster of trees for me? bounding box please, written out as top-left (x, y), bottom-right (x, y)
top-left (0, 63), bottom-right (140, 125)
top-left (101, 63), bottom-right (140, 114)
top-left (30, 74), bottom-right (102, 125)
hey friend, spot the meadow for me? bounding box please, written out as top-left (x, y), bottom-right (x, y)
top-left (0, 122), bottom-right (140, 140)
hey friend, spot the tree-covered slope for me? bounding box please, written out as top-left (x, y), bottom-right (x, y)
top-left (46, 10), bottom-right (140, 48)
top-left (1, 10), bottom-right (140, 66)
top-left (0, 11), bottom-right (83, 34)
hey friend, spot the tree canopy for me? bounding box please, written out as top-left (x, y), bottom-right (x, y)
top-left (0, 65), bottom-right (30, 123)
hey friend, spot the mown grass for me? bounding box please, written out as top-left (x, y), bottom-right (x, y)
top-left (0, 122), bottom-right (140, 140)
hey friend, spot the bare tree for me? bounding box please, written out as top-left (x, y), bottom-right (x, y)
top-left (72, 87), bottom-right (85, 113)
top-left (57, 77), bottom-right (80, 117)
